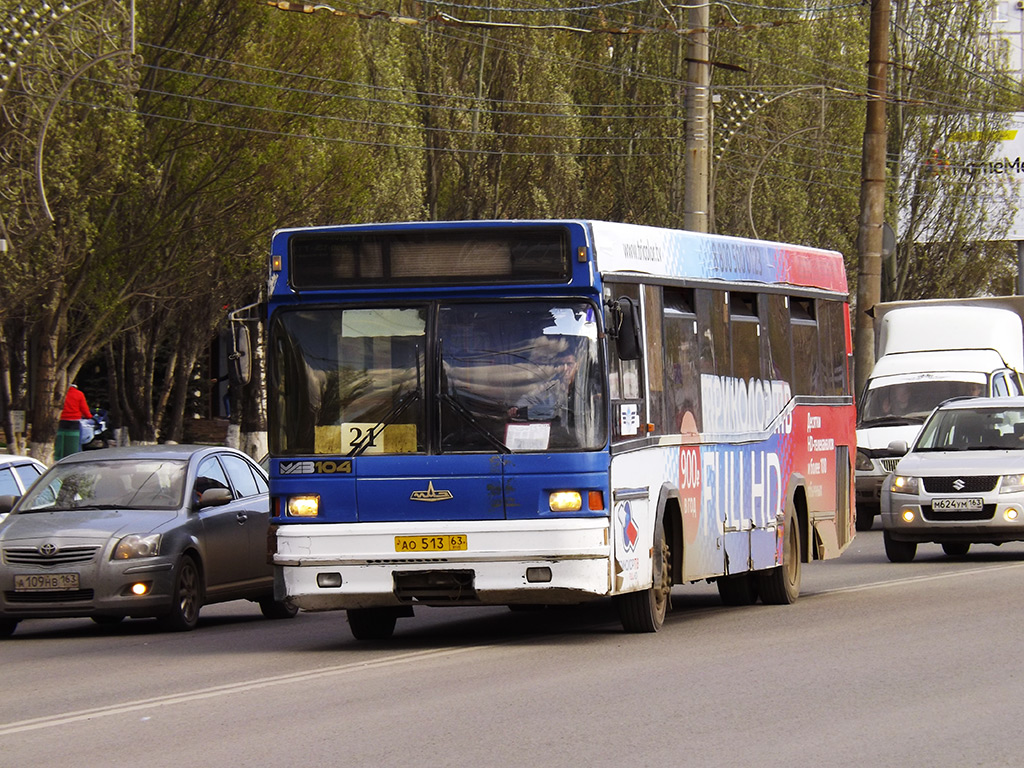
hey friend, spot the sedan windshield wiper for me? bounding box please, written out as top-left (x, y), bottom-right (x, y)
top-left (347, 388), bottom-right (422, 457)
top-left (438, 392), bottom-right (511, 454)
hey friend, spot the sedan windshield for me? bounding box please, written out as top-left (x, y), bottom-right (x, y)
top-left (18, 461), bottom-right (187, 511)
top-left (915, 406), bottom-right (1024, 452)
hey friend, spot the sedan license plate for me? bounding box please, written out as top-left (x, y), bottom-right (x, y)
top-left (932, 497), bottom-right (983, 512)
top-left (14, 573), bottom-right (80, 591)
top-left (395, 535), bottom-right (468, 553)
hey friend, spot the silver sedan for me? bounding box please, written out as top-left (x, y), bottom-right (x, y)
top-left (0, 444), bottom-right (296, 636)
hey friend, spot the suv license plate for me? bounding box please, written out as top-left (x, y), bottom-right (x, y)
top-left (932, 497), bottom-right (983, 512)
top-left (14, 573), bottom-right (80, 591)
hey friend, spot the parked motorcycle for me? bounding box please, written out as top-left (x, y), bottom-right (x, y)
top-left (81, 409), bottom-right (115, 450)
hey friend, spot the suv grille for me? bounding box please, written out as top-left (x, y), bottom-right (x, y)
top-left (2, 546), bottom-right (100, 566)
top-left (879, 458), bottom-right (901, 472)
top-left (922, 476), bottom-right (998, 494)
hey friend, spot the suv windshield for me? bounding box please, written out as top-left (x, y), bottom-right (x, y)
top-left (269, 301), bottom-right (605, 455)
top-left (916, 406), bottom-right (1024, 451)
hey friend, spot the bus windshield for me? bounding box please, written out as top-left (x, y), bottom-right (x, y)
top-left (269, 300), bottom-right (605, 455)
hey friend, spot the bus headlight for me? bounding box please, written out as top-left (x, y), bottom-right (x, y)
top-left (287, 495), bottom-right (320, 517)
top-left (549, 491), bottom-right (582, 512)
top-left (889, 475), bottom-right (919, 495)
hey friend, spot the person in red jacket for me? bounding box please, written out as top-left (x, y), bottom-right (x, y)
top-left (55, 383), bottom-right (92, 460)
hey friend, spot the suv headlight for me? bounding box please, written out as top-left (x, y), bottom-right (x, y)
top-left (888, 475), bottom-right (919, 495)
top-left (113, 533), bottom-right (161, 559)
top-left (1000, 474), bottom-right (1024, 494)
top-left (855, 450), bottom-right (873, 471)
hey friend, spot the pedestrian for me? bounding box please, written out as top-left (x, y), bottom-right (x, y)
top-left (55, 382), bottom-right (92, 461)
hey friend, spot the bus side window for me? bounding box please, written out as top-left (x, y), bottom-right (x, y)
top-left (729, 291), bottom-right (760, 383)
top-left (605, 282), bottom-right (644, 441)
top-left (644, 285), bottom-right (666, 435)
top-left (765, 294), bottom-right (793, 385)
top-left (698, 289), bottom-right (728, 379)
top-left (664, 288), bottom-right (702, 435)
top-left (819, 300), bottom-right (848, 396)
top-left (791, 297), bottom-right (821, 395)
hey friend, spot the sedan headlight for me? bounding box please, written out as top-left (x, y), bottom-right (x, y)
top-left (855, 450), bottom-right (873, 471)
top-left (113, 533), bottom-right (161, 559)
top-left (888, 475), bottom-right (919, 495)
top-left (1000, 474), bottom-right (1024, 494)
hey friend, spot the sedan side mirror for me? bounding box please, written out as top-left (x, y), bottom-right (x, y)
top-left (0, 495), bottom-right (18, 515)
top-left (195, 487), bottom-right (233, 509)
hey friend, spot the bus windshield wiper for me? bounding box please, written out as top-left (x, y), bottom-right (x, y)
top-left (438, 392), bottom-right (511, 454)
top-left (347, 388), bottom-right (422, 457)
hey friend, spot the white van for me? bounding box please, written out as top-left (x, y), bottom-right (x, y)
top-left (855, 303), bottom-right (1024, 531)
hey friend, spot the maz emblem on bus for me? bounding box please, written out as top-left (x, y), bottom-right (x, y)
top-left (410, 482), bottom-right (454, 502)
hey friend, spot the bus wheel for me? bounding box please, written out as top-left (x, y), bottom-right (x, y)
top-left (347, 608), bottom-right (398, 640)
top-left (614, 528), bottom-right (671, 633)
top-left (716, 573), bottom-right (759, 605)
top-left (883, 531), bottom-right (917, 562)
top-left (757, 511), bottom-right (801, 604)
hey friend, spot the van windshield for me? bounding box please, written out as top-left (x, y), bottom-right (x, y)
top-left (859, 380), bottom-right (984, 426)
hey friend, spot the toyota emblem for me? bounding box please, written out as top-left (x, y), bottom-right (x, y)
top-left (39, 543), bottom-right (58, 557)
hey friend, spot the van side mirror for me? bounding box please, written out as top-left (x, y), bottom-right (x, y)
top-left (606, 297), bottom-right (643, 361)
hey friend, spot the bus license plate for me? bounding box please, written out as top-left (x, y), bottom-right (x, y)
top-left (14, 573), bottom-right (80, 591)
top-left (395, 535), bottom-right (468, 553)
top-left (932, 498), bottom-right (983, 512)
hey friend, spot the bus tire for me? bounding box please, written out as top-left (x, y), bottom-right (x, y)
top-left (614, 525), bottom-right (671, 633)
top-left (347, 608), bottom-right (397, 640)
top-left (757, 510), bottom-right (801, 605)
top-left (716, 573), bottom-right (759, 605)
top-left (883, 531), bottom-right (917, 562)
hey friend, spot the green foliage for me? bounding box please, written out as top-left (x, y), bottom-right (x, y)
top-left (0, 0), bottom-right (1017, 445)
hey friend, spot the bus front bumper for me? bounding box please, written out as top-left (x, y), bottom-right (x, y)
top-left (272, 519), bottom-right (612, 610)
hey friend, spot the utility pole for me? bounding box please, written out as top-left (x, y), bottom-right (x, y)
top-left (684, 0), bottom-right (710, 233)
top-left (854, 0), bottom-right (890, 398)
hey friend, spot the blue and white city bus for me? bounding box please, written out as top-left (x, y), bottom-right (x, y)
top-left (264, 220), bottom-right (855, 639)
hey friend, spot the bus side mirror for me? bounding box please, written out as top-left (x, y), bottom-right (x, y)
top-left (606, 297), bottom-right (642, 361)
top-left (231, 324), bottom-right (251, 385)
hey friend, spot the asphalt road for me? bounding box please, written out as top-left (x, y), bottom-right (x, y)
top-left (3, 525), bottom-right (1023, 768)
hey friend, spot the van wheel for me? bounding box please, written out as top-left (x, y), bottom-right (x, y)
top-left (757, 510), bottom-right (801, 604)
top-left (941, 541), bottom-right (970, 557)
top-left (883, 531), bottom-right (917, 562)
top-left (855, 510), bottom-right (875, 531)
